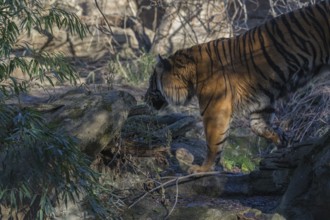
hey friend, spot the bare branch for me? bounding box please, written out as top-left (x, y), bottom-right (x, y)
top-left (128, 171), bottom-right (226, 209)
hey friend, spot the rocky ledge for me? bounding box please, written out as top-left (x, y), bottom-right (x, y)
top-left (11, 88), bottom-right (330, 219)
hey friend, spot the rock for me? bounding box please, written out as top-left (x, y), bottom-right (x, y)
top-left (118, 112), bottom-right (196, 161)
top-left (124, 184), bottom-right (284, 219)
top-left (259, 140), bottom-right (317, 170)
top-left (122, 113), bottom-right (196, 145)
top-left (120, 125), bottom-right (330, 219)
top-left (57, 0), bottom-right (137, 18)
top-left (16, 1), bottom-right (154, 60)
top-left (128, 104), bottom-right (155, 117)
top-left (277, 131), bottom-right (330, 219)
top-left (170, 207), bottom-right (285, 220)
top-left (171, 137), bottom-right (207, 170)
top-left (43, 88), bottom-right (136, 157)
top-left (115, 101), bottom-right (330, 219)
top-left (176, 148), bottom-right (194, 165)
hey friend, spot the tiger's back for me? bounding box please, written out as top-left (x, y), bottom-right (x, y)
top-left (145, 1), bottom-right (330, 173)
top-left (193, 1), bottom-right (330, 110)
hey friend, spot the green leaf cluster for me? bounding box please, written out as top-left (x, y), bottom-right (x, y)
top-left (108, 51), bottom-right (156, 85)
top-left (0, 106), bottom-right (108, 219)
top-left (0, 0), bottom-right (89, 96)
top-left (0, 0), bottom-right (110, 219)
top-left (222, 137), bottom-right (261, 173)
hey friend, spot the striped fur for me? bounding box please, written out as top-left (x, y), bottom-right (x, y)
top-left (145, 1), bottom-right (330, 173)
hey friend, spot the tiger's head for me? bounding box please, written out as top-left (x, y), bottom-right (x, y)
top-left (144, 62), bottom-right (168, 110)
top-left (144, 53), bottom-right (196, 110)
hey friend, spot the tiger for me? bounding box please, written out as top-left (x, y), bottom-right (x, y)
top-left (144, 1), bottom-right (330, 173)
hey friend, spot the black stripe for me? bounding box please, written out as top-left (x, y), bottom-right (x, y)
top-left (269, 78), bottom-right (284, 94)
top-left (221, 39), bottom-right (233, 96)
top-left (201, 93), bottom-right (215, 116)
top-left (288, 11), bottom-right (308, 36)
top-left (214, 39), bottom-right (228, 97)
top-left (314, 3), bottom-right (330, 63)
top-left (316, 2), bottom-right (330, 33)
top-left (251, 26), bottom-right (257, 43)
top-left (237, 35), bottom-right (243, 65)
top-left (304, 5), bottom-right (329, 67)
top-left (290, 13), bottom-right (323, 69)
top-left (222, 39), bottom-right (229, 64)
top-left (299, 8), bottom-right (312, 26)
top-left (269, 17), bottom-right (289, 47)
top-left (228, 38), bottom-right (236, 71)
top-left (181, 52), bottom-right (195, 63)
top-left (195, 55), bottom-right (200, 89)
top-left (242, 32), bottom-right (249, 66)
top-left (305, 4), bottom-right (327, 42)
top-left (258, 27), bottom-right (287, 82)
top-left (268, 18), bottom-right (301, 74)
top-left (214, 39), bottom-right (224, 67)
top-left (198, 45), bottom-right (203, 58)
top-left (280, 14), bottom-right (310, 68)
top-left (257, 83), bottom-right (275, 103)
top-left (206, 42), bottom-right (214, 74)
top-left (245, 31), bottom-right (254, 78)
top-left (287, 11), bottom-right (320, 68)
top-left (266, 20), bottom-right (301, 68)
top-left (251, 107), bottom-right (275, 114)
top-left (216, 137), bottom-right (227, 146)
top-left (175, 62), bottom-right (185, 68)
top-left (248, 27), bottom-right (268, 80)
top-left (222, 39), bottom-right (234, 96)
top-left (218, 128), bottom-right (230, 136)
top-left (281, 14), bottom-right (305, 50)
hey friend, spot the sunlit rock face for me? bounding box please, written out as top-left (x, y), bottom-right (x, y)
top-left (44, 89), bottom-right (136, 157)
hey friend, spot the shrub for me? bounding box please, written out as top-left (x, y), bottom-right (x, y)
top-left (108, 51), bottom-right (156, 85)
top-left (0, 0), bottom-right (109, 218)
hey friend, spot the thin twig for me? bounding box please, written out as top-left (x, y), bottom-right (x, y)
top-left (94, 0), bottom-right (120, 47)
top-left (94, 0), bottom-right (113, 35)
top-left (166, 177), bottom-right (179, 218)
top-left (128, 171), bottom-right (224, 209)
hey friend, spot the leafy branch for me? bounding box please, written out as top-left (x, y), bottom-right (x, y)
top-left (0, 0), bottom-right (110, 219)
top-left (0, 0), bottom-right (90, 98)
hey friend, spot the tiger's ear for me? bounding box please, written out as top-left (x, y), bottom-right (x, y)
top-left (156, 54), bottom-right (171, 71)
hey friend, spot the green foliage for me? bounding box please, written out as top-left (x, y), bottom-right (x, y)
top-left (109, 51), bottom-right (156, 85)
top-left (0, 0), bottom-right (110, 219)
top-left (133, 52), bottom-right (156, 84)
top-left (0, 105), bottom-right (102, 219)
top-left (222, 151), bottom-right (257, 173)
top-left (222, 136), bottom-right (262, 173)
top-left (0, 106), bottom-right (108, 219)
top-left (0, 0), bottom-right (89, 96)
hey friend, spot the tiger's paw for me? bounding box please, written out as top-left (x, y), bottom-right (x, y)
top-left (274, 127), bottom-right (289, 148)
top-left (188, 165), bottom-right (213, 174)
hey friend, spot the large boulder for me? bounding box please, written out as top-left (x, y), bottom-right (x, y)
top-left (43, 89), bottom-right (136, 157)
top-left (277, 131), bottom-right (330, 219)
top-left (118, 105), bottom-right (330, 219)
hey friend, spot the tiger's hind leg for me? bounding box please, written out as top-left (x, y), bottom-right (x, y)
top-left (249, 108), bottom-right (287, 147)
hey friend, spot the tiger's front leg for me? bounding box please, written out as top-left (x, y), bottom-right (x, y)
top-left (188, 103), bottom-right (232, 174)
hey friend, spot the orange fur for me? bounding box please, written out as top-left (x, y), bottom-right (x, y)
top-left (145, 1), bottom-right (330, 173)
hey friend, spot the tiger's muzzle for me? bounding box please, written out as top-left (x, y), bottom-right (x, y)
top-left (144, 87), bottom-right (168, 110)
